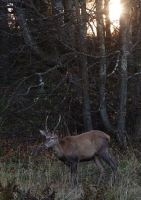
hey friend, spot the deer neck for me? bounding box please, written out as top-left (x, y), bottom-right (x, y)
top-left (53, 141), bottom-right (64, 158)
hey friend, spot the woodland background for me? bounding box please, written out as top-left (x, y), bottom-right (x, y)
top-left (1, 0), bottom-right (141, 148)
top-left (1, 0), bottom-right (141, 199)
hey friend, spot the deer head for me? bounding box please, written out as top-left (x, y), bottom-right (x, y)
top-left (40, 115), bottom-right (61, 148)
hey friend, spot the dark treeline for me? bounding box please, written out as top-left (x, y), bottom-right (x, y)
top-left (1, 0), bottom-right (141, 149)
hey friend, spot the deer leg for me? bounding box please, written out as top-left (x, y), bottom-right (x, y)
top-left (70, 162), bottom-right (78, 188)
top-left (94, 155), bottom-right (105, 185)
top-left (98, 152), bottom-right (117, 184)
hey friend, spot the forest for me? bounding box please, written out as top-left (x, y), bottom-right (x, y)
top-left (1, 0), bottom-right (141, 199)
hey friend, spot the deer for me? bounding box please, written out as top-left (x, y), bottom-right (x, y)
top-left (40, 115), bottom-right (117, 188)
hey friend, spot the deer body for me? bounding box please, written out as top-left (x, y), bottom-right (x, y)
top-left (40, 129), bottom-right (117, 187)
top-left (50, 131), bottom-right (109, 161)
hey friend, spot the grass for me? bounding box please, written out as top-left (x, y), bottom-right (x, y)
top-left (0, 145), bottom-right (141, 200)
top-left (103, 153), bottom-right (141, 200)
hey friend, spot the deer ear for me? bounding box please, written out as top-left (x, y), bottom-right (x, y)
top-left (39, 130), bottom-right (46, 136)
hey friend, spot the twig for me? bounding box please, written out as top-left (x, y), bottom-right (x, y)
top-left (54, 74), bottom-right (72, 108)
top-left (107, 53), bottom-right (120, 77)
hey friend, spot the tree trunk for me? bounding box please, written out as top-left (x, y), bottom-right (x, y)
top-left (104, 0), bottom-right (111, 37)
top-left (63, 0), bottom-right (75, 48)
top-left (63, 0), bottom-right (73, 23)
top-left (75, 0), bottom-right (93, 131)
top-left (117, 0), bottom-right (131, 148)
top-left (51, 0), bottom-right (63, 24)
top-left (0, 2), bottom-right (10, 73)
top-left (117, 54), bottom-right (128, 148)
top-left (133, 62), bottom-right (141, 137)
top-left (133, 2), bottom-right (141, 136)
top-left (96, 0), bottom-right (114, 131)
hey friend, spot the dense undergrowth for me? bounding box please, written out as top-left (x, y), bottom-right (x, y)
top-left (0, 140), bottom-right (141, 200)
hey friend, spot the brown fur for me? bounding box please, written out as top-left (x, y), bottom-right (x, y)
top-left (40, 129), bottom-right (117, 188)
top-left (55, 131), bottom-right (109, 160)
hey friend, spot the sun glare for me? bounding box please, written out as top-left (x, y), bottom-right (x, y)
top-left (87, 0), bottom-right (122, 35)
top-left (109, 0), bottom-right (122, 21)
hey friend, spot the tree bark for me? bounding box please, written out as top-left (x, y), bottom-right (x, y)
top-left (117, 0), bottom-right (131, 148)
top-left (0, 2), bottom-right (10, 73)
top-left (63, 0), bottom-right (73, 23)
top-left (96, 0), bottom-right (114, 131)
top-left (133, 2), bottom-right (141, 136)
top-left (117, 54), bottom-right (127, 148)
top-left (75, 0), bottom-right (93, 131)
top-left (51, 0), bottom-right (63, 24)
top-left (104, 0), bottom-right (111, 37)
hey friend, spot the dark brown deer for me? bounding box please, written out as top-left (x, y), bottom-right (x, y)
top-left (40, 116), bottom-right (117, 188)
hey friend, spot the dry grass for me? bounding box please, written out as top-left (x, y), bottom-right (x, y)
top-left (0, 148), bottom-right (141, 200)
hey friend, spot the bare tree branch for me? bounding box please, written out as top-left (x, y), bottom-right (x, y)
top-left (15, 4), bottom-right (57, 66)
top-left (128, 71), bottom-right (141, 80)
top-left (54, 74), bottom-right (72, 108)
top-left (107, 53), bottom-right (120, 77)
